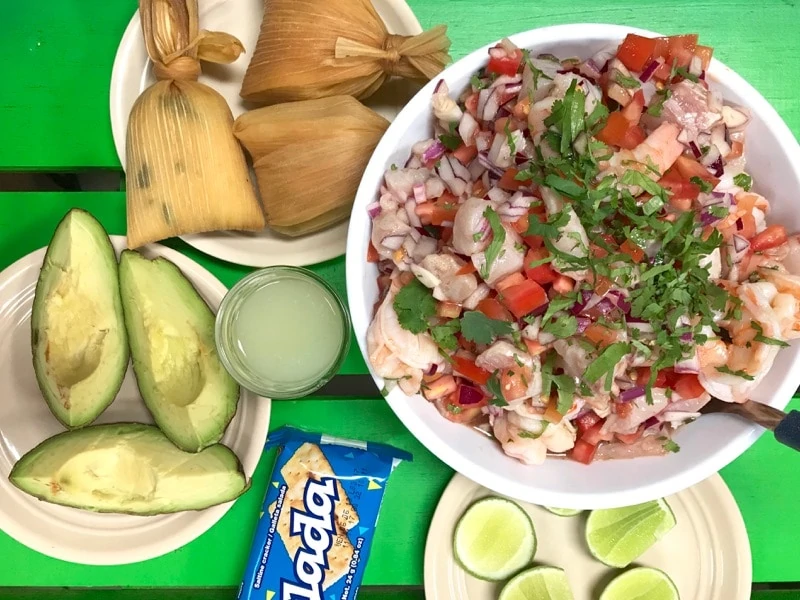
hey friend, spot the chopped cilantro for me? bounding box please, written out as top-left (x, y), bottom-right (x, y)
top-left (470, 74), bottom-right (487, 90)
top-left (541, 295), bottom-right (576, 324)
top-left (752, 321), bottom-right (790, 347)
top-left (690, 176), bottom-right (713, 193)
top-left (505, 120), bottom-right (517, 154)
top-left (486, 372), bottom-right (508, 406)
top-left (715, 365), bottom-right (755, 380)
top-left (544, 78), bottom-right (586, 156)
top-left (438, 121), bottom-right (462, 151)
top-left (430, 319), bottom-right (461, 351)
top-left (584, 342), bottom-right (630, 384)
top-left (620, 169), bottom-right (668, 198)
top-left (518, 424), bottom-right (548, 439)
top-left (390, 163), bottom-right (398, 171)
top-left (613, 71), bottom-right (641, 89)
top-left (460, 311), bottom-right (514, 344)
top-left (647, 88), bottom-right (672, 117)
top-left (662, 438), bottom-right (680, 453)
top-left (482, 206), bottom-right (506, 279)
top-left (708, 206), bottom-right (729, 218)
top-left (545, 174), bottom-right (585, 199)
top-left (393, 279), bottom-right (436, 334)
top-left (542, 315), bottom-right (579, 339)
top-left (446, 403), bottom-right (462, 414)
top-left (674, 66), bottom-right (699, 83)
top-left (552, 373), bottom-right (576, 414)
top-left (733, 172), bottom-right (753, 191)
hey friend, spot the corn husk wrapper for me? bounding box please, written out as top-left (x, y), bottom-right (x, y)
top-left (240, 0), bottom-right (451, 105)
top-left (233, 96), bottom-right (389, 236)
top-left (126, 0), bottom-right (265, 249)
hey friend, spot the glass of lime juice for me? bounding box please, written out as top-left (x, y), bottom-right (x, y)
top-left (215, 266), bottom-right (351, 399)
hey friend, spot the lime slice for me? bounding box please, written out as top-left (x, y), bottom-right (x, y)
top-left (499, 566), bottom-right (574, 600)
top-left (544, 506), bottom-right (583, 517)
top-left (599, 567), bottom-right (680, 600)
top-left (586, 499), bottom-right (676, 567)
top-left (453, 496), bottom-right (536, 581)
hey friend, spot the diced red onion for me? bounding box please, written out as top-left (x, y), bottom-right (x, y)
top-left (434, 79), bottom-right (447, 94)
top-left (468, 159), bottom-right (486, 181)
top-left (382, 234), bottom-right (405, 250)
top-left (448, 155), bottom-right (472, 181)
top-left (689, 141), bottom-right (702, 159)
top-left (643, 416), bottom-right (660, 429)
top-left (422, 140), bottom-right (446, 163)
top-left (427, 363), bottom-right (439, 376)
top-left (732, 235), bottom-right (750, 253)
top-left (619, 386), bottom-right (646, 402)
top-left (701, 143), bottom-right (721, 168)
top-left (458, 112), bottom-right (479, 147)
top-left (489, 47), bottom-right (506, 59)
top-left (482, 88), bottom-right (501, 121)
top-left (680, 332), bottom-right (693, 343)
top-left (639, 59), bottom-right (661, 83)
top-left (503, 83), bottom-right (523, 96)
top-left (589, 44), bottom-right (617, 74)
top-left (607, 291), bottom-right (631, 314)
top-left (570, 290), bottom-right (595, 315)
top-left (736, 218), bottom-right (744, 231)
top-left (367, 201), bottom-right (381, 219)
top-left (709, 156), bottom-right (724, 177)
top-left (576, 316), bottom-right (591, 333)
top-left (478, 151), bottom-right (504, 177)
top-left (412, 183), bottom-right (427, 204)
top-left (475, 131), bottom-right (493, 152)
top-left (700, 210), bottom-right (720, 226)
top-left (529, 302), bottom-right (549, 318)
top-left (580, 59), bottom-right (602, 80)
top-left (477, 89), bottom-right (491, 119)
top-left (490, 74), bottom-right (523, 89)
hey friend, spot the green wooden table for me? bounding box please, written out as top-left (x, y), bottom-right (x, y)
top-left (1, 0), bottom-right (800, 598)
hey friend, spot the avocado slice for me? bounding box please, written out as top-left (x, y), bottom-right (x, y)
top-left (9, 423), bottom-right (249, 514)
top-left (31, 209), bottom-right (129, 428)
top-left (119, 250), bottom-right (239, 452)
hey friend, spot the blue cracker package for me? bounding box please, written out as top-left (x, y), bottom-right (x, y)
top-left (238, 426), bottom-right (412, 600)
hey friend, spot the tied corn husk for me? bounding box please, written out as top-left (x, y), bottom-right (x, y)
top-left (240, 0), bottom-right (451, 105)
top-left (233, 96), bottom-right (389, 236)
top-left (126, 0), bottom-right (265, 249)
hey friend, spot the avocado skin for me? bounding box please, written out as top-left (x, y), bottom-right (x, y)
top-left (8, 423), bottom-right (249, 515)
top-left (31, 209), bottom-right (129, 428)
top-left (118, 250), bottom-right (239, 453)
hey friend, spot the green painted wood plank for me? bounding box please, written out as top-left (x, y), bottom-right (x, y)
top-left (0, 587), bottom-right (425, 600)
top-left (0, 192), bottom-right (368, 375)
top-left (0, 0), bottom-right (797, 169)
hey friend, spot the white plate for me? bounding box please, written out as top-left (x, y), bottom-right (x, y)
top-left (425, 474), bottom-right (751, 600)
top-left (109, 0), bottom-right (424, 268)
top-left (0, 236), bottom-right (271, 565)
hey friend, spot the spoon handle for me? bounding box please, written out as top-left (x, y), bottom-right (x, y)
top-left (774, 411), bottom-right (800, 452)
top-left (720, 401), bottom-right (800, 452)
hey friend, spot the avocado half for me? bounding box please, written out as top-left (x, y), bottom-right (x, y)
top-left (31, 209), bottom-right (129, 428)
top-left (119, 250), bottom-right (239, 453)
top-left (9, 423), bottom-right (249, 515)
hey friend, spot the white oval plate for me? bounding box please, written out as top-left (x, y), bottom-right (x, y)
top-left (0, 236), bottom-right (271, 565)
top-left (109, 0), bottom-right (424, 268)
top-left (425, 474), bottom-right (751, 600)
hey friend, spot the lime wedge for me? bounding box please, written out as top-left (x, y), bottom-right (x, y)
top-left (544, 506), bottom-right (583, 517)
top-left (499, 566), bottom-right (574, 600)
top-left (586, 499), bottom-right (676, 567)
top-left (453, 496), bottom-right (536, 581)
top-left (599, 567), bottom-right (680, 600)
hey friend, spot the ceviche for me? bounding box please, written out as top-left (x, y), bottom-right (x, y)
top-left (365, 33), bottom-right (800, 465)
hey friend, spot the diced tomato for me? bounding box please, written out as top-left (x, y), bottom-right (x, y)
top-left (511, 214), bottom-right (529, 235)
top-left (616, 427), bottom-right (644, 445)
top-left (575, 412), bottom-right (603, 436)
top-left (524, 247), bottom-right (557, 284)
top-left (456, 333), bottom-right (477, 354)
top-left (582, 422), bottom-right (614, 446)
top-left (367, 241), bottom-right (379, 262)
top-left (499, 279), bottom-right (548, 318)
top-left (428, 192), bottom-right (460, 225)
top-left (738, 213), bottom-right (757, 239)
top-left (500, 366), bottom-right (532, 401)
top-left (585, 323), bottom-right (618, 347)
top-left (422, 375), bottom-right (457, 401)
top-left (476, 297), bottom-right (514, 322)
top-left (496, 272), bottom-right (526, 292)
top-left (465, 92), bottom-right (479, 117)
top-left (438, 395), bottom-right (484, 424)
top-left (615, 401), bottom-right (633, 419)
top-left (621, 90), bottom-right (645, 124)
top-left (596, 111), bottom-right (646, 150)
top-left (552, 274), bottom-right (575, 294)
top-left (452, 356), bottom-right (491, 386)
top-left (694, 45), bottom-right (713, 71)
top-left (591, 274), bottom-right (613, 297)
top-left (750, 225), bottom-right (788, 252)
top-left (616, 34), bottom-right (659, 72)
top-left (569, 439), bottom-right (599, 465)
top-left (543, 398), bottom-right (564, 424)
top-left (472, 179), bottom-right (488, 199)
top-left (512, 96), bottom-right (531, 120)
top-left (529, 200), bottom-right (546, 214)
top-left (673, 373), bottom-right (705, 399)
top-left (590, 233), bottom-right (617, 259)
top-left (437, 301), bottom-right (462, 319)
top-left (456, 262), bottom-right (477, 276)
top-left (523, 234), bottom-right (544, 250)
top-left (635, 366), bottom-right (677, 388)
top-left (673, 155), bottom-right (719, 186)
top-left (498, 167), bottom-right (524, 191)
top-left (486, 46), bottom-right (524, 77)
top-left (620, 239), bottom-right (645, 263)
top-left (523, 338), bottom-right (546, 356)
top-left (658, 168), bottom-right (701, 201)
top-left (452, 143), bottom-right (478, 164)
top-left (667, 34), bottom-right (698, 69)
top-left (494, 117), bottom-right (524, 134)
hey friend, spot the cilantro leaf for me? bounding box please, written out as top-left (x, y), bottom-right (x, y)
top-left (430, 319), bottom-right (461, 351)
top-left (545, 174), bottom-right (585, 200)
top-left (460, 311), bottom-right (514, 344)
top-left (505, 120), bottom-right (517, 154)
top-left (438, 121), bottom-right (462, 151)
top-left (541, 295), bottom-right (576, 324)
top-left (620, 169), bottom-right (668, 197)
top-left (470, 74), bottom-right (487, 90)
top-left (486, 371), bottom-right (508, 406)
top-left (647, 89), bottom-right (672, 117)
top-left (715, 365), bottom-right (755, 380)
top-left (584, 342), bottom-right (630, 384)
top-left (518, 423), bottom-right (549, 439)
top-left (552, 373), bottom-right (576, 414)
top-left (482, 206), bottom-right (506, 279)
top-left (674, 66), bottom-right (699, 82)
top-left (393, 279), bottom-right (436, 334)
top-left (751, 321), bottom-right (790, 347)
top-left (542, 315), bottom-right (579, 339)
top-left (733, 172), bottom-right (753, 191)
top-left (662, 438), bottom-right (680, 453)
top-left (690, 176), bottom-right (713, 193)
top-left (613, 71), bottom-right (641, 89)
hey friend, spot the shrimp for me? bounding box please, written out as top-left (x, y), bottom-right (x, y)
top-left (599, 122), bottom-right (684, 184)
top-left (659, 80), bottom-right (722, 140)
top-left (383, 167), bottom-right (432, 203)
top-left (371, 208), bottom-right (412, 261)
top-left (699, 282), bottom-right (783, 402)
top-left (452, 197), bottom-right (493, 255)
top-left (432, 81), bottom-right (463, 123)
top-left (471, 225), bottom-right (526, 286)
top-left (540, 188), bottom-right (590, 279)
top-left (603, 389), bottom-right (669, 435)
top-left (366, 282), bottom-right (443, 395)
top-left (527, 73), bottom-right (600, 141)
top-left (418, 253), bottom-right (478, 303)
top-left (757, 269), bottom-right (800, 339)
top-left (491, 410), bottom-right (576, 466)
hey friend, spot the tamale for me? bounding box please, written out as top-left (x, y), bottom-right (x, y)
top-left (233, 96), bottom-right (389, 237)
top-left (240, 0), bottom-right (451, 105)
top-left (126, 0), bottom-right (265, 249)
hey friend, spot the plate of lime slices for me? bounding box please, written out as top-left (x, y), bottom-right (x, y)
top-left (425, 474), bottom-right (751, 600)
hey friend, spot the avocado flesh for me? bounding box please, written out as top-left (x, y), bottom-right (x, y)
top-left (31, 209), bottom-right (129, 428)
top-left (9, 423), bottom-right (248, 514)
top-left (119, 250), bottom-right (239, 452)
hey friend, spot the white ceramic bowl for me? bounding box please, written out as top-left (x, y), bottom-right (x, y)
top-left (346, 23), bottom-right (800, 509)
